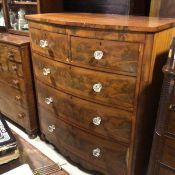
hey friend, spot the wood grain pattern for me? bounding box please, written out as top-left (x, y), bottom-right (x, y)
top-left (30, 28), bottom-right (68, 60)
top-left (160, 136), bottom-right (175, 168)
top-left (28, 13), bottom-right (175, 175)
top-left (158, 165), bottom-right (175, 175)
top-left (0, 34), bottom-right (38, 136)
top-left (39, 107), bottom-right (128, 175)
top-left (36, 81), bottom-right (132, 144)
top-left (33, 53), bottom-right (136, 110)
top-left (71, 36), bottom-right (140, 75)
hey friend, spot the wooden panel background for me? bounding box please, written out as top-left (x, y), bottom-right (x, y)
top-left (63, 0), bottom-right (151, 15)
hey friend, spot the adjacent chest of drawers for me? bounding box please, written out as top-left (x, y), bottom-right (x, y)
top-left (27, 13), bottom-right (175, 175)
top-left (0, 33), bottom-right (37, 137)
top-left (148, 39), bottom-right (175, 175)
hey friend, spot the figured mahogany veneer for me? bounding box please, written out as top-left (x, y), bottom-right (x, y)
top-left (33, 53), bottom-right (136, 110)
top-left (27, 13), bottom-right (175, 175)
top-left (36, 81), bottom-right (132, 144)
top-left (0, 33), bottom-right (37, 137)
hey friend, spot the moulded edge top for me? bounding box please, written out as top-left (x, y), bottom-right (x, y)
top-left (26, 13), bottom-right (175, 33)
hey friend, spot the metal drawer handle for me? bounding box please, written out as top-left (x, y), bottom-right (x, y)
top-left (18, 113), bottom-right (25, 119)
top-left (12, 79), bottom-right (19, 85)
top-left (93, 116), bottom-right (102, 126)
top-left (15, 95), bottom-right (21, 101)
top-left (11, 65), bottom-right (17, 71)
top-left (8, 52), bottom-right (14, 60)
top-left (43, 68), bottom-right (51, 76)
top-left (48, 125), bottom-right (55, 133)
top-left (92, 148), bottom-right (101, 157)
top-left (93, 83), bottom-right (102, 93)
top-left (40, 40), bottom-right (48, 48)
top-left (45, 97), bottom-right (53, 105)
top-left (94, 50), bottom-right (103, 60)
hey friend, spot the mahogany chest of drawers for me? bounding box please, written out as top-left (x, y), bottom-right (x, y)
top-left (26, 13), bottom-right (175, 175)
top-left (0, 33), bottom-right (37, 137)
top-left (148, 39), bottom-right (175, 174)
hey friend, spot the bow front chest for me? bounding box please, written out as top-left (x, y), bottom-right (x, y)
top-left (26, 13), bottom-right (175, 175)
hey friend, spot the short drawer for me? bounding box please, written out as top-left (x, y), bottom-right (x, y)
top-left (71, 36), bottom-right (140, 75)
top-left (0, 96), bottom-right (29, 130)
top-left (30, 28), bottom-right (68, 60)
top-left (33, 53), bottom-right (136, 109)
top-left (7, 47), bottom-right (22, 63)
top-left (160, 136), bottom-right (175, 168)
top-left (0, 71), bottom-right (25, 92)
top-left (39, 107), bottom-right (128, 175)
top-left (36, 81), bottom-right (132, 143)
top-left (0, 44), bottom-right (22, 63)
top-left (8, 61), bottom-right (23, 78)
top-left (0, 81), bottom-right (28, 107)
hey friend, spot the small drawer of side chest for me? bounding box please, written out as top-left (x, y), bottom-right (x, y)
top-left (0, 97), bottom-right (29, 130)
top-left (30, 28), bottom-right (68, 60)
top-left (33, 53), bottom-right (136, 109)
top-left (158, 166), bottom-right (175, 175)
top-left (71, 36), bottom-right (140, 75)
top-left (160, 136), bottom-right (175, 169)
top-left (39, 107), bottom-right (128, 175)
top-left (8, 61), bottom-right (23, 78)
top-left (0, 44), bottom-right (22, 63)
top-left (0, 81), bottom-right (28, 107)
top-left (0, 71), bottom-right (25, 92)
top-left (36, 81), bottom-right (132, 143)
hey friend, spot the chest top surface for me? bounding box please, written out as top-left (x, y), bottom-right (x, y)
top-left (26, 13), bottom-right (175, 32)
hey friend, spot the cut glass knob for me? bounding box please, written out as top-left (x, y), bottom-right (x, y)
top-left (94, 50), bottom-right (103, 60)
top-left (93, 83), bottom-right (102, 93)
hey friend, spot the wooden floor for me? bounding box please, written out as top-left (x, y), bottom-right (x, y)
top-left (0, 132), bottom-right (69, 175)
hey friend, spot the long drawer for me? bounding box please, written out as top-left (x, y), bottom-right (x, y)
top-left (30, 28), bottom-right (68, 60)
top-left (39, 107), bottom-right (128, 175)
top-left (33, 53), bottom-right (136, 109)
top-left (36, 81), bottom-right (132, 143)
top-left (0, 81), bottom-right (29, 107)
top-left (71, 36), bottom-right (140, 75)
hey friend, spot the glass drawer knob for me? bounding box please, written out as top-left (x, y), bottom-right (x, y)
top-left (12, 65), bottom-right (17, 71)
top-left (48, 125), bottom-right (55, 133)
top-left (92, 148), bottom-right (101, 157)
top-left (93, 83), bottom-right (102, 93)
top-left (93, 117), bottom-right (101, 126)
top-left (40, 40), bottom-right (48, 48)
top-left (45, 97), bottom-right (53, 105)
top-left (43, 68), bottom-right (51, 76)
top-left (94, 51), bottom-right (103, 60)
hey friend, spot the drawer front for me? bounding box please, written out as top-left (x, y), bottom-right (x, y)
top-left (71, 36), bottom-right (140, 75)
top-left (0, 96), bottom-right (29, 130)
top-left (30, 28), bottom-right (68, 60)
top-left (33, 53), bottom-right (136, 109)
top-left (0, 44), bottom-right (22, 63)
top-left (0, 81), bottom-right (28, 107)
top-left (159, 166), bottom-right (175, 175)
top-left (8, 61), bottom-right (23, 78)
top-left (7, 47), bottom-right (22, 63)
top-left (160, 136), bottom-right (175, 168)
top-left (0, 71), bottom-right (25, 92)
top-left (39, 107), bottom-right (128, 175)
top-left (166, 110), bottom-right (175, 135)
top-left (36, 81), bottom-right (132, 143)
